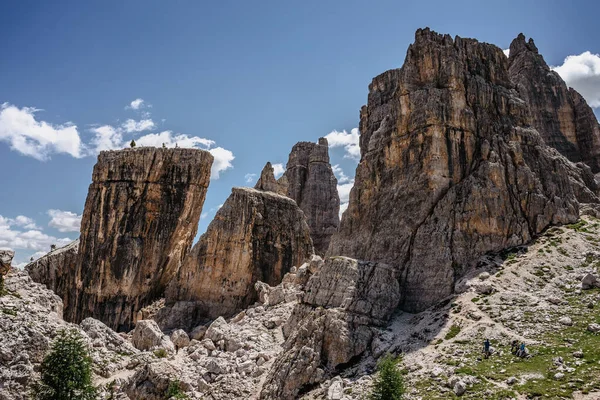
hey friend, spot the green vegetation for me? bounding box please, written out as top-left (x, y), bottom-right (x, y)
top-left (154, 348), bottom-right (168, 358)
top-left (444, 324), bottom-right (461, 340)
top-left (370, 355), bottom-right (404, 400)
top-left (165, 380), bottom-right (189, 399)
top-left (32, 328), bottom-right (97, 400)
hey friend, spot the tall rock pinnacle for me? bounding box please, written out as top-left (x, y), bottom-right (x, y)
top-left (159, 187), bottom-right (314, 331)
top-left (62, 148), bottom-right (213, 331)
top-left (256, 138), bottom-right (340, 255)
top-left (329, 28), bottom-right (600, 313)
top-left (508, 33), bottom-right (600, 172)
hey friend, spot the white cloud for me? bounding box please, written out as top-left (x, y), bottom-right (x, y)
top-left (12, 216), bottom-right (39, 230)
top-left (245, 173), bottom-right (257, 183)
top-left (122, 118), bottom-right (155, 133)
top-left (503, 49), bottom-right (510, 57)
top-left (90, 125), bottom-right (123, 153)
top-left (325, 128), bottom-right (360, 160)
top-left (339, 202), bottom-right (349, 219)
top-left (0, 214), bottom-right (72, 260)
top-left (209, 147), bottom-right (235, 179)
top-left (272, 163), bottom-right (285, 178)
top-left (127, 98), bottom-right (146, 110)
top-left (0, 103), bottom-right (83, 160)
top-left (47, 209), bottom-right (81, 233)
top-left (553, 51), bottom-right (600, 108)
top-left (331, 164), bottom-right (351, 183)
top-left (200, 212), bottom-right (209, 220)
top-left (337, 180), bottom-right (354, 204)
top-left (135, 131), bottom-right (215, 149)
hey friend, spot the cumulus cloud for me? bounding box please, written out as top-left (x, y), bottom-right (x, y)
top-left (135, 131), bottom-right (215, 149)
top-left (272, 163), bottom-right (285, 178)
top-left (503, 49), bottom-right (510, 57)
top-left (337, 180), bottom-right (354, 220)
top-left (553, 51), bottom-right (600, 108)
top-left (126, 98), bottom-right (146, 110)
top-left (0, 103), bottom-right (83, 160)
top-left (209, 147), bottom-right (235, 179)
top-left (0, 214), bottom-right (72, 262)
top-left (325, 128), bottom-right (360, 160)
top-left (331, 164), bottom-right (351, 184)
top-left (339, 202), bottom-right (349, 219)
top-left (47, 209), bottom-right (81, 233)
top-left (245, 173), bottom-right (257, 183)
top-left (121, 118), bottom-right (155, 133)
top-left (90, 125), bottom-right (123, 152)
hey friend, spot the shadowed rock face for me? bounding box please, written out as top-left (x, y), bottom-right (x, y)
top-left (279, 138), bottom-right (340, 255)
top-left (328, 28), bottom-right (600, 313)
top-left (159, 187), bottom-right (314, 331)
top-left (508, 33), bottom-right (600, 172)
top-left (26, 239), bottom-right (79, 297)
top-left (61, 148), bottom-right (213, 331)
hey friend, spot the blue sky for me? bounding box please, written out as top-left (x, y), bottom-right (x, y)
top-left (1, 0), bottom-right (599, 265)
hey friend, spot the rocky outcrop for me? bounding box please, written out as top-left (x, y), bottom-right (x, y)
top-left (260, 257), bottom-right (400, 399)
top-left (159, 187), bottom-right (314, 331)
top-left (26, 239), bottom-right (79, 296)
top-left (254, 162), bottom-right (286, 195)
top-left (61, 148), bottom-right (213, 332)
top-left (268, 138), bottom-right (340, 255)
top-left (329, 28), bottom-right (600, 313)
top-left (0, 249), bottom-right (14, 277)
top-left (508, 33), bottom-right (600, 172)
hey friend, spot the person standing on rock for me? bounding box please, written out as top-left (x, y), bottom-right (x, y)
top-left (483, 339), bottom-right (491, 359)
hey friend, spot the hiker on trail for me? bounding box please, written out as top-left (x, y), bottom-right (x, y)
top-left (516, 342), bottom-right (526, 357)
top-left (510, 340), bottom-right (518, 354)
top-left (483, 338), bottom-right (491, 359)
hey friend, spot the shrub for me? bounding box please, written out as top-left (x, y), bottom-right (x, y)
top-left (154, 348), bottom-right (168, 358)
top-left (370, 354), bottom-right (404, 400)
top-left (166, 380), bottom-right (188, 399)
top-left (32, 328), bottom-right (97, 400)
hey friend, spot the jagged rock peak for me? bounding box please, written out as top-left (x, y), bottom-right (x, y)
top-left (56, 147), bottom-right (213, 332)
top-left (254, 162), bottom-right (286, 195)
top-left (329, 27), bottom-right (600, 313)
top-left (279, 137), bottom-right (339, 255)
top-left (158, 186), bottom-right (314, 331)
top-left (508, 32), bottom-right (600, 171)
top-left (26, 239), bottom-right (79, 297)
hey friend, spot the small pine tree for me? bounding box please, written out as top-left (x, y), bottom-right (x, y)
top-left (50, 244), bottom-right (56, 251)
top-left (32, 328), bottom-right (97, 400)
top-left (130, 139), bottom-right (136, 148)
top-left (370, 354), bottom-right (404, 400)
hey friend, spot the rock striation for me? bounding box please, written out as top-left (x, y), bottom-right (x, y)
top-left (55, 148), bottom-right (213, 332)
top-left (256, 138), bottom-right (340, 255)
top-left (260, 256), bottom-right (400, 399)
top-left (328, 28), bottom-right (600, 313)
top-left (26, 239), bottom-right (79, 297)
top-left (508, 33), bottom-right (600, 172)
top-left (159, 187), bottom-right (314, 331)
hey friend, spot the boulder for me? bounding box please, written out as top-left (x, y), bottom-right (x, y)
top-left (582, 274), bottom-right (600, 290)
top-left (124, 361), bottom-right (191, 400)
top-left (132, 320), bottom-right (164, 351)
top-left (170, 329), bottom-right (190, 349)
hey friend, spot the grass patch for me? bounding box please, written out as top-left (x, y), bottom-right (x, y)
top-left (444, 324), bottom-right (461, 340)
top-left (153, 348), bottom-right (168, 358)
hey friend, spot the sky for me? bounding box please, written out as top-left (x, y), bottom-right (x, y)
top-left (1, 0), bottom-right (599, 266)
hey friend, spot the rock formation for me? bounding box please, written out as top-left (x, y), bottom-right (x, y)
top-left (260, 257), bottom-right (401, 399)
top-left (0, 249), bottom-right (14, 277)
top-left (508, 33), bottom-right (600, 172)
top-left (254, 162), bottom-right (286, 195)
top-left (328, 28), bottom-right (600, 313)
top-left (26, 239), bottom-right (79, 297)
top-left (159, 187), bottom-right (314, 331)
top-left (61, 148), bottom-right (213, 331)
top-left (256, 138), bottom-right (340, 255)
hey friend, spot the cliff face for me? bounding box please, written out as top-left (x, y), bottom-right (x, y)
top-left (26, 239), bottom-right (79, 296)
top-left (329, 28), bottom-right (600, 313)
top-left (64, 148), bottom-right (213, 331)
top-left (279, 138), bottom-right (340, 255)
top-left (508, 33), bottom-right (600, 172)
top-left (159, 187), bottom-right (314, 331)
